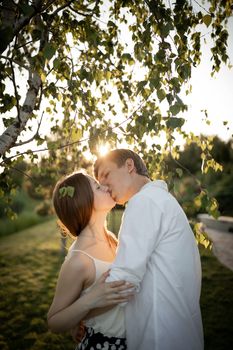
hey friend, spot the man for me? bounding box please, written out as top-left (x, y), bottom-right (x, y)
top-left (94, 149), bottom-right (204, 350)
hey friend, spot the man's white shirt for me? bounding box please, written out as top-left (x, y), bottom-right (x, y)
top-left (107, 180), bottom-right (204, 350)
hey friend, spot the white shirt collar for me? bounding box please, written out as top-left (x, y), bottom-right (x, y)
top-left (140, 180), bottom-right (168, 192)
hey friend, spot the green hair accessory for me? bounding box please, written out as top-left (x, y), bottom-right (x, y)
top-left (59, 186), bottom-right (75, 198)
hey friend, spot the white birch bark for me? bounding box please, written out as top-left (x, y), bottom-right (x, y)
top-left (0, 71), bottom-right (41, 157)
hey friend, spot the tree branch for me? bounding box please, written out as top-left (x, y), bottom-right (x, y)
top-left (169, 153), bottom-right (203, 192)
top-left (192, 0), bottom-right (211, 15)
top-left (12, 112), bottom-right (44, 148)
top-left (0, 91), bottom-right (152, 165)
top-left (68, 5), bottom-right (90, 17)
top-left (15, 39), bottom-right (35, 50)
top-left (0, 0), bottom-right (44, 54)
top-left (50, 0), bottom-right (74, 18)
top-left (10, 36), bottom-right (21, 124)
top-left (0, 55), bottom-right (28, 70)
top-left (41, 0), bottom-right (60, 13)
top-left (0, 70), bottom-right (42, 157)
top-left (6, 164), bottom-right (33, 181)
top-left (0, 13), bottom-right (48, 157)
top-left (35, 84), bottom-right (43, 110)
top-left (10, 60), bottom-right (21, 125)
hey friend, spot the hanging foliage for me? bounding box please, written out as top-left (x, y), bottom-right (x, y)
top-left (0, 0), bottom-right (232, 231)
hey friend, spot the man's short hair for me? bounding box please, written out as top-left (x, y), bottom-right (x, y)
top-left (94, 149), bottom-right (149, 179)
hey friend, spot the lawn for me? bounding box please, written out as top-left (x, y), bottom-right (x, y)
top-left (0, 219), bottom-right (233, 350)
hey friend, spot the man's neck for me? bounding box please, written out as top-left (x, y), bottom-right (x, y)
top-left (127, 176), bottom-right (151, 201)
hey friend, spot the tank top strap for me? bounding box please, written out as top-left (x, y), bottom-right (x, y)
top-left (68, 249), bottom-right (95, 262)
top-left (68, 249), bottom-right (111, 285)
top-left (66, 249), bottom-right (111, 281)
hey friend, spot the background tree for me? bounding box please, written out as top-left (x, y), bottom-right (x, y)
top-left (165, 136), bottom-right (233, 218)
top-left (0, 0), bottom-right (232, 222)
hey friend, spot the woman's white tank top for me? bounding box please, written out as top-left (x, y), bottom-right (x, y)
top-left (66, 246), bottom-right (126, 338)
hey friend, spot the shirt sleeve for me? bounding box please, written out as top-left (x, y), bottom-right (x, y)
top-left (107, 193), bottom-right (162, 291)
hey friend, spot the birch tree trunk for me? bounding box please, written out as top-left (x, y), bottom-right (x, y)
top-left (0, 2), bottom-right (47, 158)
top-left (0, 71), bottom-right (41, 157)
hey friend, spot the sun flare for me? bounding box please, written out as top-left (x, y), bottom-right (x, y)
top-left (98, 143), bottom-right (110, 156)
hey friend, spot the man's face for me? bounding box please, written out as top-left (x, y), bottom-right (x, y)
top-left (97, 160), bottom-right (133, 204)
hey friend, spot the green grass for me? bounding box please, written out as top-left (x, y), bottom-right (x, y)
top-left (199, 246), bottom-right (233, 350)
top-left (0, 219), bottom-right (74, 350)
top-left (0, 219), bottom-right (233, 350)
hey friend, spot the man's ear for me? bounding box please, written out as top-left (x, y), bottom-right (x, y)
top-left (125, 158), bottom-right (135, 173)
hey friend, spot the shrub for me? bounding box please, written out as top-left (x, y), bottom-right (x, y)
top-left (10, 195), bottom-right (26, 214)
top-left (35, 201), bottom-right (52, 217)
top-left (212, 173), bottom-right (233, 216)
top-left (0, 211), bottom-right (52, 237)
top-left (0, 191), bottom-right (26, 219)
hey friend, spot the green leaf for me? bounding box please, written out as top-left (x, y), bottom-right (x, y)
top-left (207, 198), bottom-right (219, 219)
top-left (176, 168), bottom-right (183, 177)
top-left (166, 117), bottom-right (185, 129)
top-left (20, 3), bottom-right (35, 16)
top-left (137, 80), bottom-right (147, 93)
top-left (121, 53), bottom-right (132, 61)
top-left (53, 58), bottom-right (61, 69)
top-left (36, 137), bottom-right (45, 146)
top-left (43, 44), bottom-right (56, 60)
top-left (160, 22), bottom-right (173, 38)
top-left (169, 104), bottom-right (181, 116)
top-left (106, 71), bottom-right (111, 81)
top-left (59, 186), bottom-right (75, 198)
top-left (71, 128), bottom-right (82, 142)
top-left (31, 29), bottom-right (42, 41)
top-left (40, 71), bottom-right (46, 83)
top-left (203, 15), bottom-right (212, 27)
top-left (170, 77), bottom-right (181, 92)
top-left (149, 77), bottom-right (160, 89)
top-left (95, 70), bottom-right (104, 84)
top-left (157, 89), bottom-right (166, 101)
top-left (108, 21), bottom-right (116, 28)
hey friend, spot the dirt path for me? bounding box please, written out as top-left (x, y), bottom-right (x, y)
top-left (205, 228), bottom-right (233, 271)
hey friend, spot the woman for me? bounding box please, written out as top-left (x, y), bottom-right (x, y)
top-left (47, 171), bottom-right (134, 349)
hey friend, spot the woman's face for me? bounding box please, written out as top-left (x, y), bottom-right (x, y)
top-left (88, 176), bottom-right (116, 212)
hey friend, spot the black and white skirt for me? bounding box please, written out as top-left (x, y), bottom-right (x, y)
top-left (76, 327), bottom-right (127, 350)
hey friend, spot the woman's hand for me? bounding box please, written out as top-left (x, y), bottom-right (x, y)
top-left (47, 262), bottom-right (134, 333)
top-left (85, 269), bottom-right (135, 309)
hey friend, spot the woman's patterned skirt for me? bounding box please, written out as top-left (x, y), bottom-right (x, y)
top-left (75, 327), bottom-right (127, 350)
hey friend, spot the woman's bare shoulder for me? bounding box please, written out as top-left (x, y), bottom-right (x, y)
top-left (62, 250), bottom-right (94, 275)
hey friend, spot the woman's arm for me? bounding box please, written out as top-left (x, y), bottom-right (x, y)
top-left (47, 256), bottom-right (134, 333)
top-left (47, 255), bottom-right (91, 332)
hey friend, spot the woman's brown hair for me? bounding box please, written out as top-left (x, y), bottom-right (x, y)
top-left (53, 172), bottom-right (94, 238)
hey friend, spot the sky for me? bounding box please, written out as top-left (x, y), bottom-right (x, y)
top-left (181, 17), bottom-right (233, 141)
